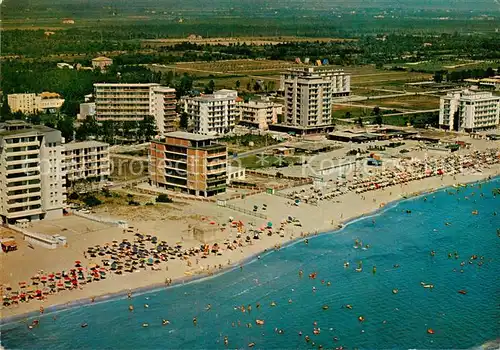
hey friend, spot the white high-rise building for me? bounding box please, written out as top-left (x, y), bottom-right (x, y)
top-left (281, 67), bottom-right (350, 127)
top-left (64, 141), bottom-right (110, 191)
top-left (151, 86), bottom-right (177, 134)
top-left (182, 89), bottom-right (238, 135)
top-left (0, 121), bottom-right (66, 224)
top-left (94, 83), bottom-right (177, 135)
top-left (439, 89), bottom-right (500, 132)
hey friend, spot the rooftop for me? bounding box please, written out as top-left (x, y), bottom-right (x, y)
top-left (94, 83), bottom-right (160, 87)
top-left (164, 131), bottom-right (217, 141)
top-left (92, 56), bottom-right (113, 62)
top-left (0, 121), bottom-right (57, 137)
top-left (64, 141), bottom-right (109, 151)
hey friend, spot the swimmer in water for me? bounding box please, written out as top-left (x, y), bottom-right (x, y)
top-left (206, 304), bottom-right (212, 311)
top-left (193, 317), bottom-right (197, 326)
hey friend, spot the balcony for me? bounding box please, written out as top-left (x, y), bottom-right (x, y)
top-left (6, 206), bottom-right (43, 218)
top-left (5, 140), bottom-right (39, 148)
top-left (6, 165), bottom-right (40, 175)
top-left (7, 174), bottom-right (40, 183)
top-left (8, 198), bottom-right (42, 209)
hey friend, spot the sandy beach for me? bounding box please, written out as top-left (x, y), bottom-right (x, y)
top-left (1, 157), bottom-right (498, 322)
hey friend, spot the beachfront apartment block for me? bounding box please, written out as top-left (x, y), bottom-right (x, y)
top-left (63, 141), bottom-right (110, 191)
top-left (149, 131), bottom-right (227, 197)
top-left (94, 83), bottom-right (177, 135)
top-left (439, 89), bottom-right (500, 132)
top-left (238, 100), bottom-right (281, 130)
top-left (182, 90), bottom-right (238, 135)
top-left (0, 121), bottom-right (66, 224)
top-left (281, 67), bottom-right (350, 127)
top-left (94, 83), bottom-right (156, 122)
top-left (7, 92), bottom-right (65, 115)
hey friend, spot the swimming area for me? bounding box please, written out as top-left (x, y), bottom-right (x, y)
top-left (1, 178), bottom-right (499, 349)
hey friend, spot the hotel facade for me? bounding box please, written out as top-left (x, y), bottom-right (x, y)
top-left (439, 89), bottom-right (500, 132)
top-left (0, 121), bottom-right (66, 223)
top-left (149, 131), bottom-right (227, 197)
top-left (182, 90), bottom-right (238, 135)
top-left (281, 67), bottom-right (350, 127)
top-left (94, 83), bottom-right (177, 134)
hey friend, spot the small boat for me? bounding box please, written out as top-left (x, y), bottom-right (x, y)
top-left (345, 304), bottom-right (353, 310)
top-left (142, 323), bottom-right (149, 327)
top-left (458, 290), bottom-right (467, 295)
top-left (427, 328), bottom-right (435, 334)
top-left (162, 319), bottom-right (170, 325)
top-left (255, 319), bottom-right (265, 325)
top-left (358, 316), bottom-right (365, 322)
top-left (392, 289), bottom-right (398, 294)
top-left (322, 305), bottom-right (329, 310)
top-left (472, 210), bottom-right (478, 215)
top-left (420, 282), bottom-right (434, 289)
top-left (81, 323), bottom-right (88, 328)
top-left (248, 342), bottom-right (255, 348)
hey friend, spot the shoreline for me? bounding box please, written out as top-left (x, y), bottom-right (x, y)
top-left (1, 172), bottom-right (498, 327)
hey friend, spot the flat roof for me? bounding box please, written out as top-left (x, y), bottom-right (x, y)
top-left (164, 131), bottom-right (217, 141)
top-left (64, 141), bottom-right (109, 151)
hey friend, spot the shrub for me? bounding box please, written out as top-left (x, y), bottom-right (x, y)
top-left (83, 195), bottom-right (102, 207)
top-left (68, 192), bottom-right (79, 200)
top-left (128, 200), bottom-right (140, 206)
top-left (156, 194), bottom-right (173, 203)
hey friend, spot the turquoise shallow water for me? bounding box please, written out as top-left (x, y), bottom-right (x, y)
top-left (1, 179), bottom-right (499, 349)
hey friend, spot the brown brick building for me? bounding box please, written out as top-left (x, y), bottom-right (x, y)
top-left (149, 132), bottom-right (227, 197)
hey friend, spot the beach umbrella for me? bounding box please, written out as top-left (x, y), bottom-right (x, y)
top-left (267, 222), bottom-right (273, 228)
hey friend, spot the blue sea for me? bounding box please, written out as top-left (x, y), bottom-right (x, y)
top-left (1, 178), bottom-right (499, 349)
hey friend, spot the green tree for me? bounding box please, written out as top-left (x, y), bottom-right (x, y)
top-left (374, 114), bottom-right (383, 126)
top-left (139, 115), bottom-right (156, 141)
top-left (0, 97), bottom-right (12, 121)
top-left (356, 117), bottom-right (364, 127)
top-left (372, 106), bottom-right (381, 116)
top-left (235, 80), bottom-right (241, 89)
top-left (180, 111), bottom-right (189, 129)
top-left (433, 71), bottom-right (445, 83)
top-left (56, 114), bottom-right (75, 141)
top-left (205, 80), bottom-right (215, 94)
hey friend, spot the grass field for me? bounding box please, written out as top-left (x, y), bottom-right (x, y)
top-left (110, 157), bottom-right (148, 181)
top-left (402, 59), bottom-right (499, 72)
top-left (362, 95), bottom-right (440, 110)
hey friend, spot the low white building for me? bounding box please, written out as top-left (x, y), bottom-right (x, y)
top-left (238, 101), bottom-right (281, 130)
top-left (227, 165), bottom-right (246, 184)
top-left (64, 141), bottom-right (110, 191)
top-left (183, 89), bottom-right (238, 135)
top-left (439, 89), bottom-right (500, 132)
top-left (78, 102), bottom-right (96, 121)
top-left (7, 92), bottom-right (65, 115)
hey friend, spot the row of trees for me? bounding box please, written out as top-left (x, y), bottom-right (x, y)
top-left (76, 116), bottom-right (156, 143)
top-left (433, 67), bottom-right (498, 83)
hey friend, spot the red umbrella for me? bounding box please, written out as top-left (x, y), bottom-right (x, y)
top-left (35, 290), bottom-right (42, 294)
top-left (40, 276), bottom-right (48, 281)
top-left (75, 260), bottom-right (81, 264)
top-left (48, 274), bottom-right (55, 278)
